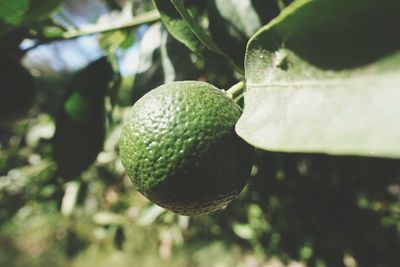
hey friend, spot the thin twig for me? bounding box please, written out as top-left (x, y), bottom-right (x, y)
top-left (32, 9), bottom-right (160, 43)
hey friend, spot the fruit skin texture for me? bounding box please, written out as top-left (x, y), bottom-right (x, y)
top-left (119, 81), bottom-right (253, 215)
top-left (0, 55), bottom-right (35, 127)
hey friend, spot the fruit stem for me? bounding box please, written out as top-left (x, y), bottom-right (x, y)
top-left (226, 81), bottom-right (246, 99)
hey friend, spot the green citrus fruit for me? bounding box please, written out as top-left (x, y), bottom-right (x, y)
top-left (0, 55), bottom-right (35, 127)
top-left (119, 81), bottom-right (253, 215)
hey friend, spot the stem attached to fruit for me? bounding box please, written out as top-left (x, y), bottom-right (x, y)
top-left (226, 81), bottom-right (246, 100)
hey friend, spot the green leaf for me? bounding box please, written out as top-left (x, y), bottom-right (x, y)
top-left (208, 0), bottom-right (279, 68)
top-left (160, 28), bottom-right (198, 83)
top-left (211, 0), bottom-right (262, 38)
top-left (53, 57), bottom-right (114, 179)
top-left (152, 0), bottom-right (243, 74)
top-left (171, 0), bottom-right (245, 74)
top-left (151, 0), bottom-right (204, 55)
top-left (0, 0), bottom-right (29, 26)
top-left (170, 0), bottom-right (225, 54)
top-left (233, 223), bottom-right (255, 240)
top-left (130, 23), bottom-right (198, 104)
top-left (63, 91), bottom-right (91, 122)
top-left (237, 0), bottom-right (400, 158)
top-left (131, 23), bottom-right (164, 103)
top-left (99, 30), bottom-right (130, 52)
top-left (0, 55), bottom-right (35, 127)
top-left (0, 0), bottom-right (62, 37)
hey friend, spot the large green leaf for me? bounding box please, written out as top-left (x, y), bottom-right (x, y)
top-left (130, 23), bottom-right (199, 104)
top-left (170, 0), bottom-right (226, 54)
top-left (53, 57), bottom-right (114, 179)
top-left (151, 0), bottom-right (204, 55)
top-left (0, 0), bottom-right (28, 25)
top-left (237, 0), bottom-right (400, 158)
top-left (152, 0), bottom-right (243, 74)
top-left (0, 54), bottom-right (35, 127)
top-left (211, 0), bottom-right (262, 38)
top-left (0, 0), bottom-right (62, 37)
top-left (131, 23), bottom-right (164, 104)
top-left (208, 0), bottom-right (280, 69)
top-left (160, 27), bottom-right (198, 83)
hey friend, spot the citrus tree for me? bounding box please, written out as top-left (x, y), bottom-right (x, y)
top-left (1, 0), bottom-right (400, 266)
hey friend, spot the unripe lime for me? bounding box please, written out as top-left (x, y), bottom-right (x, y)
top-left (119, 81), bottom-right (253, 215)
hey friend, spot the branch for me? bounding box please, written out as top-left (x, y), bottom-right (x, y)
top-left (34, 9), bottom-right (160, 42)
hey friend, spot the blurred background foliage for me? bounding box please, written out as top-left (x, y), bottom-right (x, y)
top-left (1, 0), bottom-right (400, 266)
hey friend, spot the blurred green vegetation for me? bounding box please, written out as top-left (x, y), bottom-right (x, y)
top-left (1, 0), bottom-right (400, 266)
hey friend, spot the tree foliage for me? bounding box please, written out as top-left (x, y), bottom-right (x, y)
top-left (0, 0), bottom-right (399, 266)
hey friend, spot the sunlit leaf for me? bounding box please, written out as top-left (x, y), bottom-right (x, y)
top-left (151, 0), bottom-right (203, 55)
top-left (208, 0), bottom-right (279, 66)
top-left (131, 23), bottom-right (164, 103)
top-left (237, 0), bottom-right (400, 158)
top-left (152, 0), bottom-right (243, 73)
top-left (160, 28), bottom-right (198, 83)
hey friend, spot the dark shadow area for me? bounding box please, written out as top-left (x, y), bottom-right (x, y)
top-left (254, 0), bottom-right (400, 70)
top-left (190, 151), bottom-right (400, 266)
top-left (251, 151), bottom-right (400, 266)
